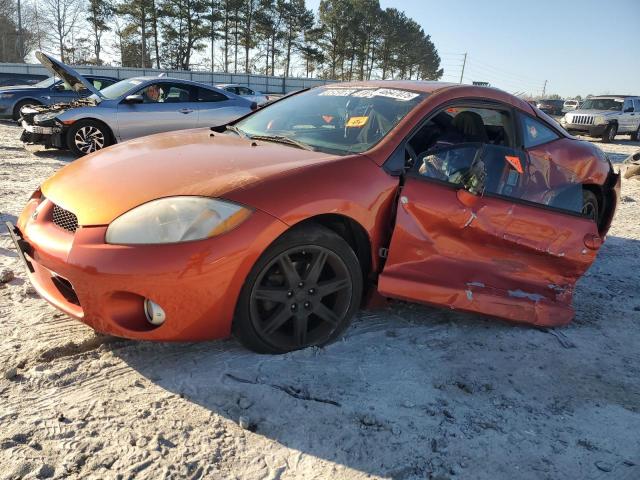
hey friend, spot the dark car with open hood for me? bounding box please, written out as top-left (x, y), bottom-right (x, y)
top-left (0, 54), bottom-right (117, 121)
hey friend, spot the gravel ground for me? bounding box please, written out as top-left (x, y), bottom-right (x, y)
top-left (1, 120), bottom-right (639, 480)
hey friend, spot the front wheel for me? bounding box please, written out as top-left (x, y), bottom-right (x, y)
top-left (233, 224), bottom-right (363, 353)
top-left (632, 124), bottom-right (640, 142)
top-left (601, 123), bottom-right (617, 143)
top-left (66, 120), bottom-right (112, 156)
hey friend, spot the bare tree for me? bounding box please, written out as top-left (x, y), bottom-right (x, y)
top-left (39, 0), bottom-right (82, 62)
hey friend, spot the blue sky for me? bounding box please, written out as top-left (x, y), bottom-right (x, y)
top-left (306, 0), bottom-right (640, 98)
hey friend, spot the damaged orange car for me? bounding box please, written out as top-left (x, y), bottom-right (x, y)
top-left (7, 81), bottom-right (620, 353)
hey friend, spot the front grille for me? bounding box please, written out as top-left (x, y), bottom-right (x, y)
top-left (52, 204), bottom-right (79, 232)
top-left (571, 115), bottom-right (594, 125)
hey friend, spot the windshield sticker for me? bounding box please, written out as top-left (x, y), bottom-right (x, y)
top-left (319, 88), bottom-right (420, 101)
top-left (373, 88), bottom-right (420, 101)
top-left (319, 88), bottom-right (359, 97)
top-left (346, 116), bottom-right (369, 128)
top-left (505, 155), bottom-right (523, 174)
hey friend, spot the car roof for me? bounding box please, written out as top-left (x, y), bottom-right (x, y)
top-left (321, 80), bottom-right (536, 114)
top-left (123, 76), bottom-right (223, 89)
top-left (590, 95), bottom-right (636, 99)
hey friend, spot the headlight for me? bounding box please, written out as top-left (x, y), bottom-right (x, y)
top-left (594, 115), bottom-right (607, 125)
top-left (34, 112), bottom-right (59, 123)
top-left (0, 93), bottom-right (14, 99)
top-left (105, 197), bottom-right (252, 245)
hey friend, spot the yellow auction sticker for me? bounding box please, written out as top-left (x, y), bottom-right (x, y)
top-left (346, 116), bottom-right (369, 127)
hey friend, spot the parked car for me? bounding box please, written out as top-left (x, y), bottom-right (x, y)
top-left (536, 99), bottom-right (565, 115)
top-left (20, 52), bottom-right (256, 156)
top-left (561, 95), bottom-right (640, 143)
top-left (0, 64), bottom-right (117, 121)
top-left (7, 81), bottom-right (620, 353)
top-left (217, 83), bottom-right (270, 105)
top-left (563, 99), bottom-right (581, 112)
top-left (0, 73), bottom-right (48, 88)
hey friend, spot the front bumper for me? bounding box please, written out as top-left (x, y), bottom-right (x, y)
top-left (20, 120), bottom-right (66, 148)
top-left (564, 122), bottom-right (608, 137)
top-left (15, 196), bottom-right (288, 341)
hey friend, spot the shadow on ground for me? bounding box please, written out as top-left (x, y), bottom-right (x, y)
top-left (111, 235), bottom-right (640, 479)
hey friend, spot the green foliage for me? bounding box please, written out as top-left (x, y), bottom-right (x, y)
top-left (64, 0), bottom-right (443, 78)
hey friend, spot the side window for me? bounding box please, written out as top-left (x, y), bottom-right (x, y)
top-left (137, 83), bottom-right (193, 103)
top-left (97, 78), bottom-right (117, 89)
top-left (634, 99), bottom-right (640, 112)
top-left (623, 98), bottom-right (634, 112)
top-left (54, 81), bottom-right (73, 91)
top-left (520, 115), bottom-right (559, 148)
top-left (91, 79), bottom-right (104, 90)
top-left (224, 86), bottom-right (238, 94)
top-left (408, 106), bottom-right (590, 220)
top-left (416, 142), bottom-right (527, 198)
top-left (237, 87), bottom-right (253, 96)
top-left (198, 88), bottom-right (228, 102)
top-left (408, 105), bottom-right (515, 169)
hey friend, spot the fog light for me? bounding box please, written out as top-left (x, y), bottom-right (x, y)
top-left (144, 299), bottom-right (166, 325)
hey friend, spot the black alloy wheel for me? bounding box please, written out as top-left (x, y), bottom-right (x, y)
top-left (234, 225), bottom-right (362, 353)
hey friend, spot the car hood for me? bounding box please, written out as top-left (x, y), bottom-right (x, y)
top-left (41, 128), bottom-right (342, 226)
top-left (36, 51), bottom-right (102, 98)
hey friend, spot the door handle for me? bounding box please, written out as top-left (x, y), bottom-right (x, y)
top-left (40, 96), bottom-right (50, 100)
top-left (179, 108), bottom-right (194, 114)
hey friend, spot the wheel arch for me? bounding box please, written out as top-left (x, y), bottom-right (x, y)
top-left (69, 117), bottom-right (117, 144)
top-left (288, 213), bottom-right (373, 283)
top-left (12, 97), bottom-right (42, 117)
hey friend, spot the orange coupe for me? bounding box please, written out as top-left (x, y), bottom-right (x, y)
top-left (8, 81), bottom-right (620, 353)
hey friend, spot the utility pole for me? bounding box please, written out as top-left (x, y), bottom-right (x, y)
top-left (17, 0), bottom-right (23, 60)
top-left (459, 53), bottom-right (467, 84)
top-left (542, 79), bottom-right (547, 98)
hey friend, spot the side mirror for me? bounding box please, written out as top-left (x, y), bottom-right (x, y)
top-left (124, 94), bottom-right (144, 104)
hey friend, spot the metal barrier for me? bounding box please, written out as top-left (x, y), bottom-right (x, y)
top-left (0, 63), bottom-right (335, 94)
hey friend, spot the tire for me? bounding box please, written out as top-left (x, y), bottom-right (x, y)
top-left (582, 190), bottom-right (599, 224)
top-left (66, 119), bottom-right (112, 156)
top-left (233, 224), bottom-right (363, 354)
top-left (601, 123), bottom-right (617, 143)
top-left (632, 124), bottom-right (640, 142)
top-left (12, 99), bottom-right (40, 121)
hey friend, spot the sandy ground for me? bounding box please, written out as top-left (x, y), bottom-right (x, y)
top-left (0, 120), bottom-right (639, 480)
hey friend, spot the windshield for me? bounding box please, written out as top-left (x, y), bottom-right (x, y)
top-left (33, 77), bottom-right (57, 88)
top-left (234, 86), bottom-right (426, 154)
top-left (96, 78), bottom-right (145, 100)
top-left (580, 98), bottom-right (623, 111)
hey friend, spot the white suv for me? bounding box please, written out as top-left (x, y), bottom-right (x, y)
top-left (563, 99), bottom-right (580, 111)
top-left (561, 96), bottom-right (640, 143)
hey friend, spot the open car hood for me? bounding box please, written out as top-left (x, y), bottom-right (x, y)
top-left (35, 51), bottom-right (102, 98)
